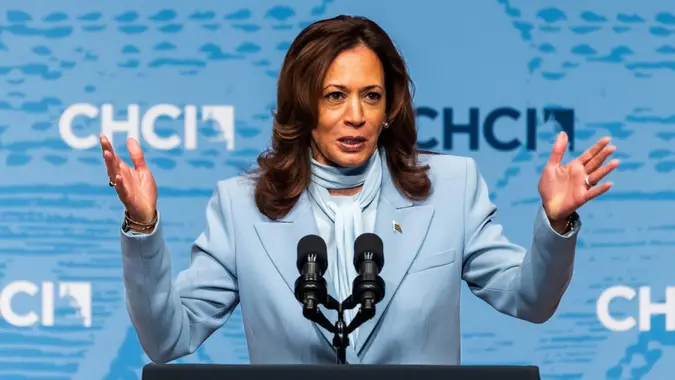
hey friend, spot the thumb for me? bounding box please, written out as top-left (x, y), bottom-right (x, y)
top-left (547, 131), bottom-right (568, 166)
top-left (127, 137), bottom-right (147, 170)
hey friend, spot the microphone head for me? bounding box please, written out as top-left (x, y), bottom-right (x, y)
top-left (354, 233), bottom-right (384, 269)
top-left (297, 234), bottom-right (328, 274)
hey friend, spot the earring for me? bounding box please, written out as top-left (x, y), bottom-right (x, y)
top-left (383, 121), bottom-right (389, 129)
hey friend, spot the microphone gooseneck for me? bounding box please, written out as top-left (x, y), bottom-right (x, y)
top-left (351, 233), bottom-right (385, 319)
top-left (293, 232), bottom-right (386, 364)
top-left (294, 234), bottom-right (329, 317)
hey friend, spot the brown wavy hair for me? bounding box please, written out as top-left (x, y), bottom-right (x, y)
top-left (251, 15), bottom-right (432, 220)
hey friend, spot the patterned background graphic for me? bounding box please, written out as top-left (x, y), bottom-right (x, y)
top-left (0, 0), bottom-right (673, 378)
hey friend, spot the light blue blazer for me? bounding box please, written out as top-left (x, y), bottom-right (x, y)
top-left (120, 153), bottom-right (580, 365)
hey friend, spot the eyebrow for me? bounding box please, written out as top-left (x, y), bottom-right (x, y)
top-left (323, 84), bottom-right (384, 92)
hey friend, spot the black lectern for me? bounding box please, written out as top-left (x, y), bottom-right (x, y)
top-left (142, 364), bottom-right (541, 380)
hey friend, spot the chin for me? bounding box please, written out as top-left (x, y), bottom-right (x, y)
top-left (334, 156), bottom-right (367, 167)
top-left (329, 147), bottom-right (375, 168)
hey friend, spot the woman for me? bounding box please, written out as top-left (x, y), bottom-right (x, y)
top-left (101, 15), bottom-right (619, 365)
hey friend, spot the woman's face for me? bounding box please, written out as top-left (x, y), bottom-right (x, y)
top-left (311, 44), bottom-right (387, 167)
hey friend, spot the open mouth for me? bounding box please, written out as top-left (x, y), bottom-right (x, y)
top-left (337, 136), bottom-right (367, 147)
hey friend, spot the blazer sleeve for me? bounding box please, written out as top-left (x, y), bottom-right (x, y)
top-left (460, 157), bottom-right (581, 323)
top-left (120, 181), bottom-right (239, 363)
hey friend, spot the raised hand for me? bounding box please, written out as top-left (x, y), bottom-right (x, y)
top-left (538, 132), bottom-right (620, 224)
top-left (100, 134), bottom-right (158, 224)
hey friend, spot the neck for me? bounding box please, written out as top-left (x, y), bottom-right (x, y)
top-left (309, 146), bottom-right (380, 196)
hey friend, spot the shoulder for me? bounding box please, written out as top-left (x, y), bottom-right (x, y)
top-left (417, 151), bottom-right (479, 183)
top-left (211, 174), bottom-right (257, 204)
top-left (414, 151), bottom-right (487, 206)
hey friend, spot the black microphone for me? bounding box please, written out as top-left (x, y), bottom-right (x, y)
top-left (352, 233), bottom-right (385, 318)
top-left (294, 234), bottom-right (329, 317)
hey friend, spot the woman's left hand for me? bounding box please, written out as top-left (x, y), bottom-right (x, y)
top-left (538, 132), bottom-right (620, 229)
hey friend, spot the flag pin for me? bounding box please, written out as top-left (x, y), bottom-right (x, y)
top-left (393, 220), bottom-right (402, 233)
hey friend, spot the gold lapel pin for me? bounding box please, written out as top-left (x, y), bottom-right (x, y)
top-left (393, 220), bottom-right (402, 234)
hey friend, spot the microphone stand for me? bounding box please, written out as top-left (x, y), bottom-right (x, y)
top-left (301, 294), bottom-right (375, 364)
top-left (296, 252), bottom-right (384, 364)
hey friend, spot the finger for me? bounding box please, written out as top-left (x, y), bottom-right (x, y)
top-left (101, 134), bottom-right (123, 178)
top-left (100, 134), bottom-right (118, 163)
top-left (588, 159), bottom-right (620, 185)
top-left (114, 174), bottom-right (132, 205)
top-left (547, 131), bottom-right (568, 166)
top-left (116, 163), bottom-right (136, 206)
top-left (584, 181), bottom-right (613, 202)
top-left (127, 137), bottom-right (148, 170)
top-left (118, 157), bottom-right (135, 185)
top-left (576, 136), bottom-right (611, 165)
top-left (103, 150), bottom-right (119, 181)
top-left (100, 133), bottom-right (113, 150)
top-left (584, 144), bottom-right (616, 173)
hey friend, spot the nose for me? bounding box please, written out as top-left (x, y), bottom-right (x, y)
top-left (344, 96), bottom-right (366, 128)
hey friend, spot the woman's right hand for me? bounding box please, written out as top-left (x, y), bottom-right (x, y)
top-left (100, 134), bottom-right (158, 224)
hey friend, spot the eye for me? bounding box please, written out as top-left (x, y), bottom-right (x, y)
top-left (365, 92), bottom-right (382, 102)
top-left (326, 92), bottom-right (345, 102)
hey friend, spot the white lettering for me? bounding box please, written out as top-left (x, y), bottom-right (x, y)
top-left (141, 104), bottom-right (181, 150)
top-left (42, 281), bottom-right (54, 326)
top-left (597, 285), bottom-right (636, 332)
top-left (598, 286), bottom-right (675, 332)
top-left (60, 282), bottom-right (92, 327)
top-left (101, 104), bottom-right (140, 145)
top-left (58, 103), bottom-right (99, 149)
top-left (0, 281), bottom-right (39, 327)
top-left (639, 286), bottom-right (675, 331)
top-left (0, 281), bottom-right (92, 327)
top-left (202, 105), bottom-right (235, 150)
top-left (59, 103), bottom-right (235, 151)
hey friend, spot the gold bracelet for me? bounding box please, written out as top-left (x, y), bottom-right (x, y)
top-left (125, 210), bottom-right (158, 227)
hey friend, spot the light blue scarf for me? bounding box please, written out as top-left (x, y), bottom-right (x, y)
top-left (307, 148), bottom-right (382, 334)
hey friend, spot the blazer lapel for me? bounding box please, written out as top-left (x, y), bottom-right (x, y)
top-left (355, 160), bottom-right (435, 354)
top-left (253, 192), bottom-right (336, 297)
top-left (254, 192), bottom-right (346, 357)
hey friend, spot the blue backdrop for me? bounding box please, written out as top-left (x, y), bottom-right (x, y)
top-left (0, 0), bottom-right (672, 378)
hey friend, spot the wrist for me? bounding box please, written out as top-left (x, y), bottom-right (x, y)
top-left (126, 209), bottom-right (156, 225)
top-left (123, 209), bottom-right (158, 233)
top-left (549, 218), bottom-right (570, 234)
top-left (541, 203), bottom-right (578, 234)
top-left (547, 211), bottom-right (579, 235)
